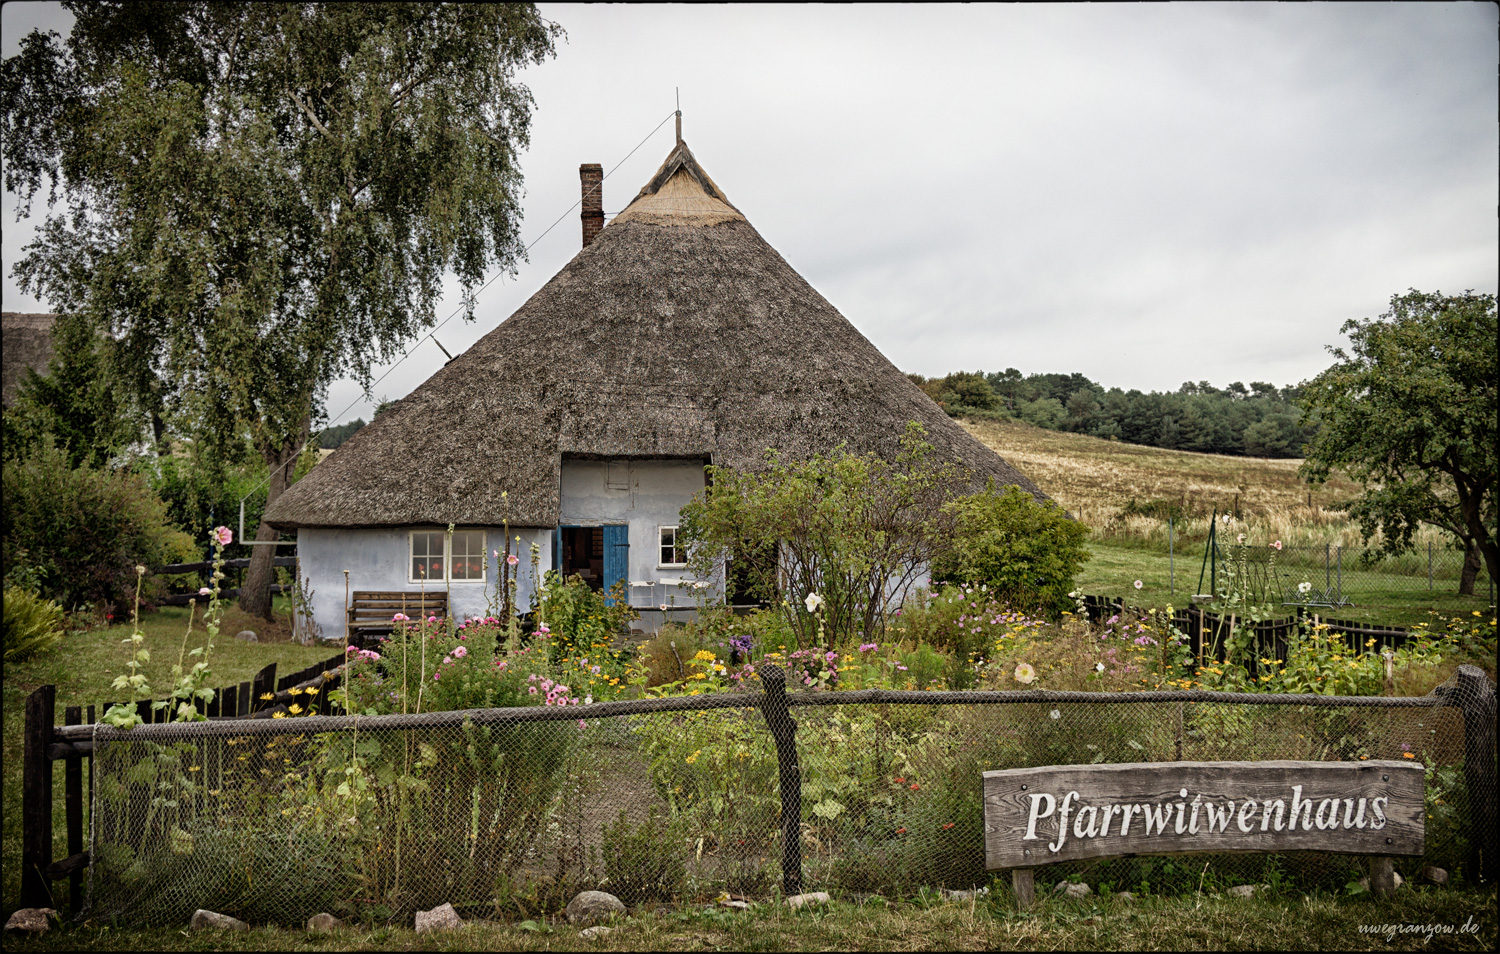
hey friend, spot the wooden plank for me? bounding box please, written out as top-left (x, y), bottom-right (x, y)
top-left (250, 663), bottom-right (277, 712)
top-left (22, 686), bottom-right (55, 908)
top-left (1011, 869), bottom-right (1035, 909)
top-left (44, 851), bottom-right (90, 879)
top-left (237, 681), bottom-right (252, 717)
top-left (983, 760), bottom-right (1424, 870)
top-left (1369, 856), bottom-right (1396, 896)
top-left (219, 685), bottom-right (237, 719)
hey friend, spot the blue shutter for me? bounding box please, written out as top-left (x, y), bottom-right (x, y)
top-left (551, 528), bottom-right (561, 572)
top-left (602, 524), bottom-right (629, 605)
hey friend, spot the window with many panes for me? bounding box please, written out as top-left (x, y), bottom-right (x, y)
top-left (409, 530), bottom-right (486, 583)
top-left (658, 526), bottom-right (686, 568)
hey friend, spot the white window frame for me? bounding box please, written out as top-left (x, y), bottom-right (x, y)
top-left (658, 526), bottom-right (687, 569)
top-left (408, 529), bottom-right (487, 584)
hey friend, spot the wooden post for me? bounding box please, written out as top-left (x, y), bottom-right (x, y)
top-left (1456, 665), bottom-right (1496, 882)
top-left (1368, 856), bottom-right (1396, 896)
top-left (64, 705), bottom-right (84, 914)
top-left (1011, 868), bottom-right (1035, 909)
top-left (219, 684), bottom-right (237, 719)
top-left (757, 664), bottom-right (802, 897)
top-left (250, 662), bottom-right (277, 712)
top-left (22, 685), bottom-right (55, 909)
top-left (237, 680), bottom-right (252, 717)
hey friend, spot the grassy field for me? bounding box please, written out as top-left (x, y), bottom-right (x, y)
top-left (4, 886), bottom-right (1494, 951)
top-left (960, 417), bottom-right (1495, 621)
top-left (3, 598), bottom-right (337, 921)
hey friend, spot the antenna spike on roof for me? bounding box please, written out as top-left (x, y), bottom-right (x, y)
top-left (675, 87), bottom-right (682, 143)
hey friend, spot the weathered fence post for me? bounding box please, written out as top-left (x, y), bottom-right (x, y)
top-left (758, 664), bottom-right (803, 897)
top-left (22, 685), bottom-right (56, 909)
top-left (64, 705), bottom-right (84, 913)
top-left (1456, 665), bottom-right (1496, 883)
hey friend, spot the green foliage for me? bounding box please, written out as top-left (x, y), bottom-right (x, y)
top-left (317, 417), bottom-right (365, 449)
top-left (601, 808), bottom-right (689, 904)
top-left (2, 312), bottom-right (143, 467)
top-left (2, 585), bottom-right (66, 661)
top-left (1299, 290), bottom-right (1498, 592)
top-left (2, 2), bottom-right (563, 612)
top-left (681, 422), bottom-right (968, 644)
top-left (144, 455), bottom-right (267, 565)
top-left (1, 439), bottom-right (197, 614)
top-left (930, 485), bottom-right (1090, 616)
top-left (537, 572), bottom-right (638, 664)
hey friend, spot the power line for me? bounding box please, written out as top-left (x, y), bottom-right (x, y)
top-left (237, 109), bottom-right (680, 544)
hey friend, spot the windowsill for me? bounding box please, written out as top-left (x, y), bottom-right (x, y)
top-left (405, 580), bottom-right (488, 585)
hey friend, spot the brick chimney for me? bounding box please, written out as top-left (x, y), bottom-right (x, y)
top-left (580, 163), bottom-right (604, 248)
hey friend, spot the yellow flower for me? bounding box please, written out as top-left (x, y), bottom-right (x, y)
top-left (260, 692), bottom-right (275, 701)
top-left (288, 704), bottom-right (304, 715)
top-left (271, 711), bottom-right (287, 719)
top-left (304, 686), bottom-right (319, 696)
top-left (188, 765), bottom-right (201, 772)
top-left (288, 687), bottom-right (303, 696)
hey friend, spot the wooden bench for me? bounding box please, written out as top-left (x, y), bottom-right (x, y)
top-left (347, 591), bottom-right (449, 641)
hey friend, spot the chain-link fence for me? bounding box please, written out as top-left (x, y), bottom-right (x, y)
top-left (56, 665), bottom-right (1495, 926)
top-left (1196, 544), bottom-right (1494, 608)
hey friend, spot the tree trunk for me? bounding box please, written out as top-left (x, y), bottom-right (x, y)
top-left (239, 429), bottom-right (307, 620)
top-left (1458, 539), bottom-right (1482, 597)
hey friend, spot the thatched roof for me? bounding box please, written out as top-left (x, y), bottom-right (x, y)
top-left (1, 312), bottom-right (57, 407)
top-left (265, 141), bottom-right (1045, 530)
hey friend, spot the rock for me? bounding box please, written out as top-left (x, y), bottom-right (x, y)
top-left (567, 891), bottom-right (625, 925)
top-left (4, 908), bottom-right (55, 934)
top-left (785, 891), bottom-right (832, 910)
top-left (580, 926), bottom-right (613, 940)
top-left (306, 912), bottom-right (341, 932)
top-left (718, 900), bottom-right (750, 911)
top-left (942, 887), bottom-right (989, 902)
top-left (1115, 891), bottom-right (1136, 902)
top-left (1052, 882), bottom-right (1092, 899)
top-left (1227, 885), bottom-right (1258, 899)
top-left (235, 630), bottom-right (258, 642)
top-left (414, 903), bottom-right (463, 934)
top-left (190, 909), bottom-right (249, 932)
top-left (1421, 866), bottom-right (1448, 886)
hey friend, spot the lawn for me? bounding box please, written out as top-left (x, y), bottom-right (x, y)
top-left (3, 598), bottom-right (337, 920)
top-left (3, 885), bottom-right (1494, 951)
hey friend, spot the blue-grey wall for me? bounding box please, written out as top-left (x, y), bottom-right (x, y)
top-left (296, 526), bottom-right (553, 641)
top-left (559, 459), bottom-right (718, 621)
top-left (294, 458), bottom-right (714, 640)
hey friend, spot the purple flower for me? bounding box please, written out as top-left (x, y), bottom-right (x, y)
top-left (858, 642), bottom-right (877, 653)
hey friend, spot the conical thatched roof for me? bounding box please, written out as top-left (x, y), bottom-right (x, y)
top-left (265, 141), bottom-right (1045, 530)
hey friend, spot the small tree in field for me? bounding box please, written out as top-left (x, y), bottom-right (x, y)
top-left (1299, 290), bottom-right (1497, 594)
top-left (679, 423), bottom-right (968, 647)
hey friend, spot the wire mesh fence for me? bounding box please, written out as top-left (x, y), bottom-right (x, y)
top-left (1195, 543), bottom-right (1494, 609)
top-left (51, 665), bottom-right (1497, 926)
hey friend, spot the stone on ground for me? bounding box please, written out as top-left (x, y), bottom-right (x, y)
top-left (1357, 871), bottom-right (1405, 892)
top-left (567, 891), bottom-right (626, 925)
top-left (306, 912), bottom-right (341, 932)
top-left (942, 887), bottom-right (989, 902)
top-left (235, 630), bottom-right (258, 642)
top-left (580, 925), bottom-right (613, 940)
top-left (1053, 882), bottom-right (1092, 899)
top-left (785, 891), bottom-right (832, 910)
top-left (190, 909), bottom-right (249, 931)
top-left (414, 903), bottom-right (463, 933)
top-left (1227, 884), bottom-right (1264, 899)
top-left (4, 909), bottom-right (55, 934)
top-left (1115, 891), bottom-right (1136, 902)
top-left (1421, 866), bottom-right (1448, 886)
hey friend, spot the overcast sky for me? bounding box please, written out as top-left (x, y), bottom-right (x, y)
top-left (4, 2), bottom-right (1496, 426)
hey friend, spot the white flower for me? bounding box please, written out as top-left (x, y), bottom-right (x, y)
top-left (1050, 709), bottom-right (1061, 720)
top-left (1133, 580), bottom-right (1143, 590)
top-left (1221, 514), bottom-right (1232, 524)
top-left (1237, 533), bottom-right (1246, 543)
top-left (1013, 662), bottom-right (1036, 685)
top-left (1298, 581), bottom-right (1312, 594)
top-left (804, 592), bottom-right (825, 613)
top-left (1095, 662), bottom-right (1106, 672)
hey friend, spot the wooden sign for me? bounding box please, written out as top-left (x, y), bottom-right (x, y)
top-left (983, 760), bottom-right (1424, 870)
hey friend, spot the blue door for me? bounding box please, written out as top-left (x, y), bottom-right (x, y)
top-left (602, 524), bottom-right (629, 605)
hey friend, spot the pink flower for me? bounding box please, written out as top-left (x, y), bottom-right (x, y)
top-left (453, 646), bottom-right (468, 658)
top-left (198, 587), bottom-right (212, 596)
top-left (529, 686), bottom-right (538, 695)
top-left (392, 613), bottom-right (409, 622)
top-left (213, 526), bottom-right (233, 546)
top-left (507, 554), bottom-right (519, 566)
top-left (1273, 540), bottom-right (1283, 551)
